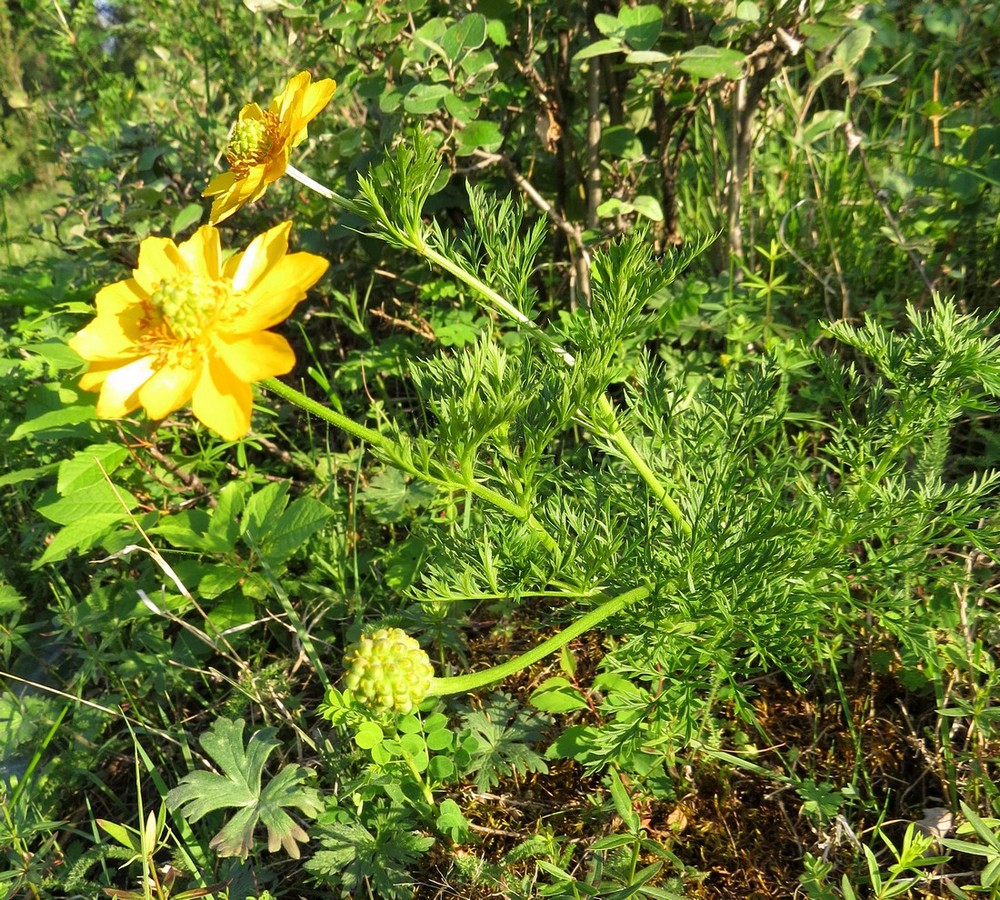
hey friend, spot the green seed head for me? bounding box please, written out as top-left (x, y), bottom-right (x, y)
top-left (225, 109), bottom-right (279, 173)
top-left (149, 275), bottom-right (227, 340)
top-left (342, 627), bottom-right (434, 714)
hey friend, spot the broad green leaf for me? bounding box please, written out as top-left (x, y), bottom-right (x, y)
top-left (436, 798), bottom-right (468, 840)
top-left (593, 13), bottom-right (619, 37)
top-left (34, 513), bottom-right (124, 567)
top-left (602, 125), bottom-right (643, 160)
top-left (198, 566), bottom-right (245, 599)
top-left (632, 194), bottom-right (664, 221)
top-left (354, 721), bottom-right (383, 750)
top-left (22, 340), bottom-right (84, 371)
top-left (242, 482), bottom-right (290, 539)
top-left (171, 202), bottom-right (203, 236)
top-left (404, 83), bottom-right (452, 115)
top-left (0, 463), bottom-right (58, 487)
top-left (444, 91), bottom-right (480, 124)
top-left (456, 120), bottom-right (504, 156)
top-left (261, 496), bottom-right (333, 565)
top-left (441, 13), bottom-right (487, 61)
top-left (207, 593), bottom-right (255, 632)
top-left (166, 717), bottom-right (322, 859)
top-left (529, 677), bottom-right (589, 713)
top-left (204, 481), bottom-right (247, 554)
top-left (151, 508), bottom-right (212, 550)
top-left (38, 480), bottom-right (136, 526)
top-left (678, 46), bottom-right (747, 80)
top-left (625, 49), bottom-right (671, 65)
top-left (11, 404), bottom-right (96, 440)
top-left (802, 109), bottom-right (847, 144)
top-left (617, 4), bottom-right (662, 50)
top-left (572, 38), bottom-right (625, 62)
top-left (57, 444), bottom-right (130, 494)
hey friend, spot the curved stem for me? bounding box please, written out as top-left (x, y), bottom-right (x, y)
top-left (286, 164), bottom-right (347, 204)
top-left (261, 377), bottom-right (560, 555)
top-left (426, 584), bottom-right (651, 696)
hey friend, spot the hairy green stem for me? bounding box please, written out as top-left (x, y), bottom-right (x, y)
top-left (426, 584), bottom-right (651, 696)
top-left (261, 377), bottom-right (560, 554)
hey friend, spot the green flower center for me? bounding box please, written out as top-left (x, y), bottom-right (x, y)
top-left (149, 275), bottom-right (229, 341)
top-left (226, 111), bottom-right (279, 174)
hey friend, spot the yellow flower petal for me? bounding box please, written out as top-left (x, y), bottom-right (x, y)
top-left (178, 225), bottom-right (222, 280)
top-left (94, 278), bottom-right (146, 318)
top-left (203, 170), bottom-right (237, 199)
top-left (229, 221), bottom-right (292, 292)
top-left (212, 331), bottom-right (295, 382)
top-left (138, 360), bottom-right (199, 420)
top-left (273, 71), bottom-right (311, 119)
top-left (134, 237), bottom-right (187, 293)
top-left (69, 308), bottom-right (143, 361)
top-left (191, 356), bottom-right (253, 440)
top-left (96, 355), bottom-right (158, 417)
top-left (79, 359), bottom-right (128, 392)
top-left (299, 78), bottom-right (337, 126)
top-left (231, 253), bottom-right (329, 333)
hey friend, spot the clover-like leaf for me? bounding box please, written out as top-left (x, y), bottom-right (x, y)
top-left (166, 717), bottom-right (323, 859)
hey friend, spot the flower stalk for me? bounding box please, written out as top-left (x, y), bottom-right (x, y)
top-left (426, 584), bottom-right (651, 696)
top-left (262, 377), bottom-right (561, 555)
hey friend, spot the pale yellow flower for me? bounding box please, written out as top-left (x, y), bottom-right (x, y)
top-left (70, 222), bottom-right (328, 440)
top-left (204, 71), bottom-right (336, 224)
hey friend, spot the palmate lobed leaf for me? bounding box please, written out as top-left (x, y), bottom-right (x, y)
top-left (166, 717), bottom-right (323, 859)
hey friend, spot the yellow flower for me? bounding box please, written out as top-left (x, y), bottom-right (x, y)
top-left (203, 71), bottom-right (336, 224)
top-left (69, 222), bottom-right (328, 440)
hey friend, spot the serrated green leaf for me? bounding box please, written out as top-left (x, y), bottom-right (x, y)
top-left (242, 482), bottom-right (290, 539)
top-left (11, 403), bottom-right (96, 440)
top-left (204, 481), bottom-right (247, 553)
top-left (151, 508), bottom-right (212, 550)
top-left (198, 566), bottom-right (245, 600)
top-left (37, 479), bottom-right (136, 526)
top-left (207, 593), bottom-right (255, 632)
top-left (34, 513), bottom-right (127, 567)
top-left (261, 496), bottom-right (333, 565)
top-left (57, 444), bottom-right (130, 494)
top-left (0, 584), bottom-right (23, 615)
top-left (0, 463), bottom-right (58, 487)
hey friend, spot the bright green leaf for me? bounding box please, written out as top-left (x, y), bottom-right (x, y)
top-left (166, 717), bottom-right (322, 859)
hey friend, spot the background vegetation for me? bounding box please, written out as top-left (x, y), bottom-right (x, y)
top-left (1, 0), bottom-right (999, 897)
